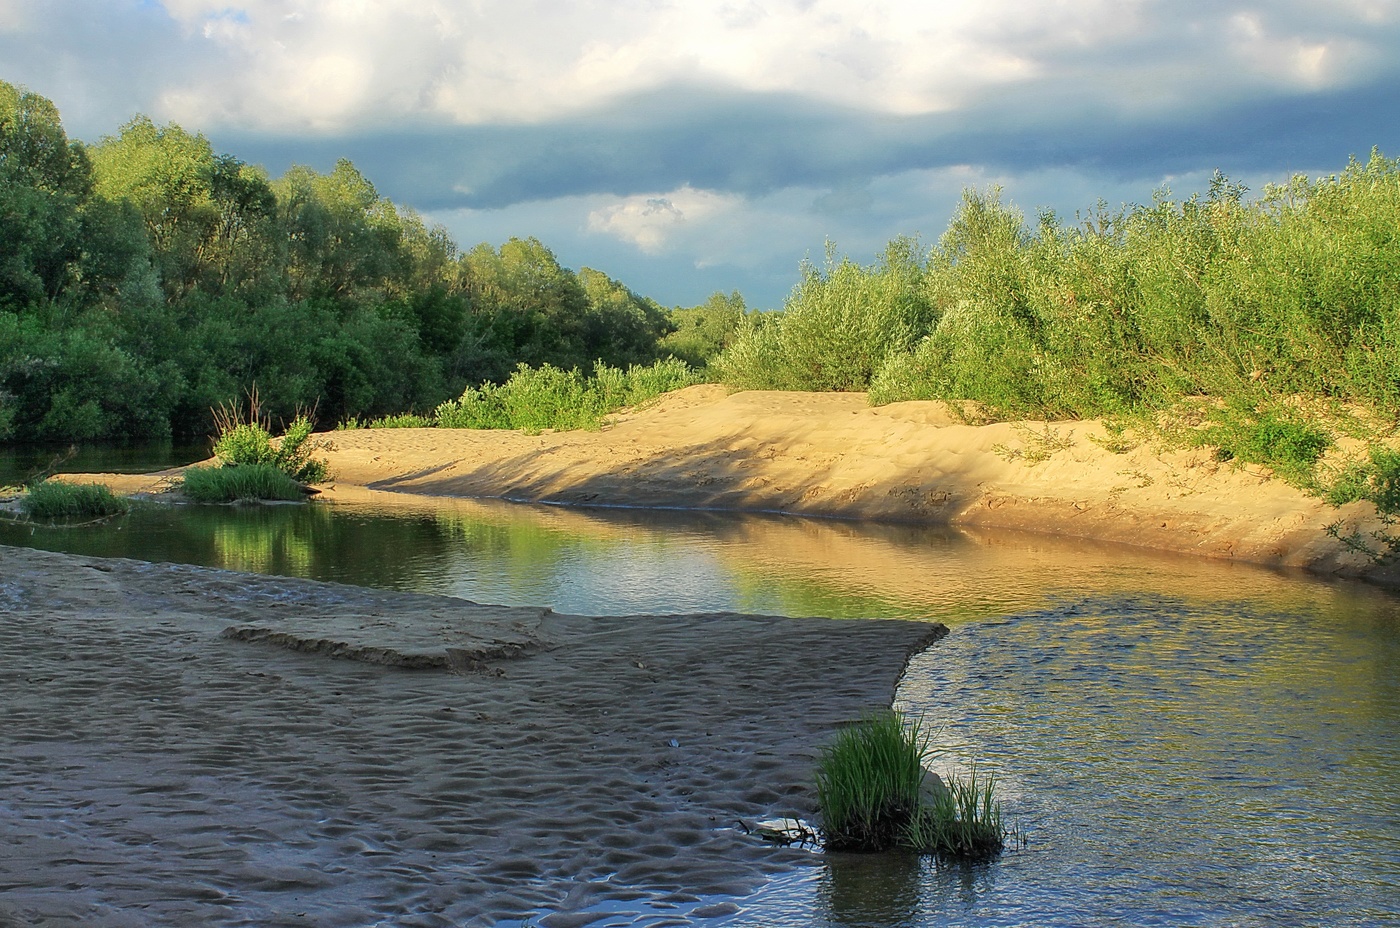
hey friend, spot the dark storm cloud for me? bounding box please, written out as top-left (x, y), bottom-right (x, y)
top-left (217, 72), bottom-right (1400, 214)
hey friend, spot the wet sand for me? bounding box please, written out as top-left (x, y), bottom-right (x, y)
top-left (0, 545), bottom-right (943, 927)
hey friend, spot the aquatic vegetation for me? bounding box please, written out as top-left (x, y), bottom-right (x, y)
top-left (816, 710), bottom-right (928, 852)
top-left (181, 463), bottom-right (306, 503)
top-left (19, 480), bottom-right (130, 520)
top-left (904, 767), bottom-right (1008, 858)
top-left (815, 709), bottom-right (1008, 859)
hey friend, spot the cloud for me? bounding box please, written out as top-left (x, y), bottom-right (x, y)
top-left (9, 0), bottom-right (1395, 135)
top-left (5, 0), bottom-right (1400, 308)
top-left (586, 186), bottom-right (743, 253)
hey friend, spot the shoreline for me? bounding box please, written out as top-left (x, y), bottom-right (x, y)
top-left (64, 385), bottom-right (1398, 585)
top-left (0, 544), bottom-right (944, 926)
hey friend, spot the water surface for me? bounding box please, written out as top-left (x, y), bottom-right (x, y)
top-left (1, 489), bottom-right (1396, 926)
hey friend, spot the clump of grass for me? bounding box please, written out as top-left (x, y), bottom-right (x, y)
top-left (816, 710), bottom-right (927, 852)
top-left (210, 389), bottom-right (330, 483)
top-left (19, 480), bottom-right (130, 520)
top-left (181, 464), bottom-right (306, 503)
top-left (905, 767), bottom-right (1007, 858)
top-left (815, 710), bottom-right (1009, 859)
top-left (435, 358), bottom-right (695, 432)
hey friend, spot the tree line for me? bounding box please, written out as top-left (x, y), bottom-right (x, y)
top-left (0, 80), bottom-right (743, 442)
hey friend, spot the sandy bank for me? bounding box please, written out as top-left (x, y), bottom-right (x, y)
top-left (207, 385), bottom-right (1392, 581)
top-left (0, 545), bottom-right (941, 926)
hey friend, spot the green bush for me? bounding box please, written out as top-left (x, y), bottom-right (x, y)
top-left (715, 237), bottom-right (933, 392)
top-left (181, 463), bottom-right (306, 502)
top-left (1326, 447), bottom-right (1400, 515)
top-left (435, 359), bottom-right (695, 431)
top-left (1198, 405), bottom-right (1332, 487)
top-left (19, 480), bottom-right (130, 520)
top-left (367, 413), bottom-right (433, 428)
top-left (211, 407), bottom-right (329, 483)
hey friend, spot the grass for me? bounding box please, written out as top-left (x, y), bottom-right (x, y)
top-left (814, 710), bottom-right (1009, 859)
top-left (19, 480), bottom-right (130, 520)
top-left (181, 464), bottom-right (307, 503)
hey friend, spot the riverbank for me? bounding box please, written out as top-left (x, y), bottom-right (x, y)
top-left (89, 385), bottom-right (1388, 582)
top-left (0, 544), bottom-right (942, 926)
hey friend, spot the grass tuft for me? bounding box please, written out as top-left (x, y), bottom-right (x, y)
top-left (815, 710), bottom-right (1009, 859)
top-left (19, 480), bottom-right (130, 520)
top-left (181, 464), bottom-right (307, 503)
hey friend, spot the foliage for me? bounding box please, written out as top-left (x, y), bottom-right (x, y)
top-left (0, 82), bottom-right (688, 443)
top-left (210, 396), bottom-right (330, 483)
top-left (1326, 447), bottom-right (1400, 515)
top-left (366, 413), bottom-right (434, 428)
top-left (1195, 404), bottom-right (1332, 487)
top-left (435, 358), bottom-right (696, 432)
top-left (659, 290), bottom-right (747, 368)
top-left (715, 237), bottom-right (933, 391)
top-left (18, 480), bottom-right (130, 520)
top-left (904, 768), bottom-right (1007, 859)
top-left (815, 710), bottom-right (1008, 859)
top-left (181, 463), bottom-right (306, 503)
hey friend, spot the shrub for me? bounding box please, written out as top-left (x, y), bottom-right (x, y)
top-left (435, 359), bottom-right (696, 431)
top-left (210, 395), bottom-right (329, 483)
top-left (1198, 405), bottom-right (1332, 488)
top-left (715, 237), bottom-right (934, 392)
top-left (367, 413), bottom-right (433, 428)
top-left (19, 480), bottom-right (130, 520)
top-left (181, 463), bottom-right (306, 503)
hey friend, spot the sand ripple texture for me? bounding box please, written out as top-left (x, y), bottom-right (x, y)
top-left (0, 545), bottom-right (942, 927)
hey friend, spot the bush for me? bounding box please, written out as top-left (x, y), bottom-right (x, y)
top-left (19, 480), bottom-right (130, 520)
top-left (366, 413), bottom-right (433, 428)
top-left (435, 359), bottom-right (696, 431)
top-left (210, 395), bottom-right (330, 483)
top-left (714, 237), bottom-right (934, 392)
top-left (181, 463), bottom-right (306, 502)
top-left (1198, 405), bottom-right (1332, 488)
top-left (815, 710), bottom-right (1008, 859)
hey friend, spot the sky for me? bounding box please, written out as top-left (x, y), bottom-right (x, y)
top-left (3, 1), bottom-right (1399, 308)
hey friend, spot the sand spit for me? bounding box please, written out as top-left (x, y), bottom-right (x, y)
top-left (277, 386), bottom-right (1391, 582)
top-left (0, 545), bottom-right (943, 927)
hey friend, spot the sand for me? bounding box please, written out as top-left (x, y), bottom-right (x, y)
top-left (0, 545), bottom-right (943, 927)
top-left (242, 386), bottom-right (1394, 582)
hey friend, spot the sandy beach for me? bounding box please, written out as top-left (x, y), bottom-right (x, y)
top-left (0, 545), bottom-right (942, 926)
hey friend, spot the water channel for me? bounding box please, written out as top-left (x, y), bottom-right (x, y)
top-left (1, 483), bottom-right (1396, 926)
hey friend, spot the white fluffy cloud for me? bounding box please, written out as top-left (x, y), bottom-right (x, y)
top-left (586, 186), bottom-right (743, 253)
top-left (111, 0), bottom-right (1400, 131)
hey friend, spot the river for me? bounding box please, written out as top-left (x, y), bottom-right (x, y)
top-left (1, 487), bottom-right (1395, 926)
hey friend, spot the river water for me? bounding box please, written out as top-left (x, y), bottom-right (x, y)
top-left (1, 489), bottom-right (1396, 926)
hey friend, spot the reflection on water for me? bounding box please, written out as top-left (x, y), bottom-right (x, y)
top-left (1, 489), bottom-right (1397, 926)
